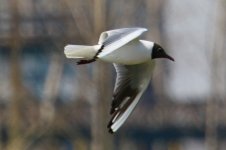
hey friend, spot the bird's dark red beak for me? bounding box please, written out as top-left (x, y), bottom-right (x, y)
top-left (164, 54), bottom-right (175, 61)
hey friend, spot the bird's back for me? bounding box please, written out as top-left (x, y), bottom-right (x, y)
top-left (99, 40), bottom-right (153, 65)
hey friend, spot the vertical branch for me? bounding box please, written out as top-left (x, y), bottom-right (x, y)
top-left (92, 63), bottom-right (113, 150)
top-left (91, 1), bottom-right (113, 150)
top-left (145, 0), bottom-right (166, 102)
top-left (93, 0), bottom-right (106, 38)
top-left (63, 0), bottom-right (93, 43)
top-left (37, 0), bottom-right (64, 126)
top-left (40, 53), bottom-right (63, 124)
top-left (8, 0), bottom-right (25, 149)
top-left (205, 0), bottom-right (226, 150)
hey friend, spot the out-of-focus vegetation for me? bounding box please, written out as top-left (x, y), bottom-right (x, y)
top-left (0, 0), bottom-right (226, 150)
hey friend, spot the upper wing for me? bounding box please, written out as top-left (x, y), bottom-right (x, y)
top-left (98, 28), bottom-right (147, 57)
top-left (108, 61), bottom-right (154, 133)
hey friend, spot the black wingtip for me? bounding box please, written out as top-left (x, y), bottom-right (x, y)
top-left (76, 44), bottom-right (104, 65)
top-left (108, 128), bottom-right (114, 134)
top-left (107, 121), bottom-right (113, 128)
top-left (110, 108), bottom-right (114, 115)
top-left (100, 44), bottom-right (104, 50)
top-left (76, 59), bottom-right (96, 65)
top-left (107, 120), bottom-right (115, 134)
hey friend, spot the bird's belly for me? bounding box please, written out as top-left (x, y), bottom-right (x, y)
top-left (99, 43), bottom-right (150, 65)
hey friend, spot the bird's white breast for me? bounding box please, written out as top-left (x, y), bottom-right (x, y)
top-left (99, 40), bottom-right (154, 65)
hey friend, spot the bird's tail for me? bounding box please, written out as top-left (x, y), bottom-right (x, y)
top-left (64, 44), bottom-right (101, 59)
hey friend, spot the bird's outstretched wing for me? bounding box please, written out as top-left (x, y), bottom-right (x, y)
top-left (108, 61), bottom-right (154, 133)
top-left (98, 28), bottom-right (147, 57)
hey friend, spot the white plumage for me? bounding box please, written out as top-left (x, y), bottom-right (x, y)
top-left (64, 27), bottom-right (174, 133)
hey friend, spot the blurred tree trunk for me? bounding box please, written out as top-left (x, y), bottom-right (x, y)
top-left (92, 63), bottom-right (113, 150)
top-left (8, 0), bottom-right (26, 149)
top-left (61, 0), bottom-right (113, 149)
top-left (205, 0), bottom-right (226, 150)
top-left (146, 0), bottom-right (166, 100)
top-left (91, 0), bottom-right (113, 150)
top-left (40, 53), bottom-right (63, 125)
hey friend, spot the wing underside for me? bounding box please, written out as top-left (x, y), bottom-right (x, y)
top-left (108, 62), bottom-right (153, 133)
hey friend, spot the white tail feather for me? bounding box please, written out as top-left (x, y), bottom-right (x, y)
top-left (64, 45), bottom-right (101, 59)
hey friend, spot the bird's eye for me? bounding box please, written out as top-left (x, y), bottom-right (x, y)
top-left (157, 48), bottom-right (162, 52)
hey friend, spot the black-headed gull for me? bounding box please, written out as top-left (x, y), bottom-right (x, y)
top-left (64, 28), bottom-right (174, 133)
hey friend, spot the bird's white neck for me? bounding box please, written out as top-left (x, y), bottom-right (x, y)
top-left (139, 40), bottom-right (154, 51)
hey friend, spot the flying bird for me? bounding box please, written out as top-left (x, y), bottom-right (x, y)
top-left (64, 28), bottom-right (174, 133)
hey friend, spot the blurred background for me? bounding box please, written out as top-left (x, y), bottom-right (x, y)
top-left (0, 0), bottom-right (226, 149)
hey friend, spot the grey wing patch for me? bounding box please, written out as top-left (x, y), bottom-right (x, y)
top-left (98, 28), bottom-right (148, 57)
top-left (99, 28), bottom-right (147, 45)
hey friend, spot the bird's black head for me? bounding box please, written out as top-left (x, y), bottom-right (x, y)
top-left (152, 43), bottom-right (174, 61)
